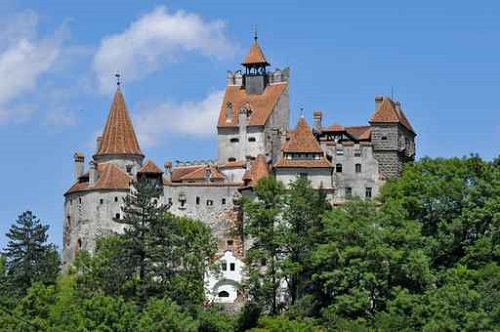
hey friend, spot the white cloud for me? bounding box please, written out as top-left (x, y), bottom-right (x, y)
top-left (93, 6), bottom-right (232, 93)
top-left (135, 90), bottom-right (223, 147)
top-left (0, 11), bottom-right (64, 123)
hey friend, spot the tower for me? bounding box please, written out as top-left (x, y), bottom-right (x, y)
top-left (217, 36), bottom-right (290, 165)
top-left (369, 96), bottom-right (416, 178)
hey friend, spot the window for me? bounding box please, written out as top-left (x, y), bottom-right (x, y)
top-left (222, 198), bottom-right (226, 205)
top-left (218, 291), bottom-right (230, 298)
top-left (336, 149), bottom-right (344, 155)
top-left (355, 163), bottom-right (362, 173)
top-left (168, 197), bottom-right (172, 205)
top-left (114, 196), bottom-right (118, 202)
top-left (345, 187), bottom-right (352, 199)
top-left (365, 187), bottom-right (372, 199)
top-left (228, 157), bottom-right (236, 162)
top-left (261, 258), bottom-right (267, 266)
top-left (206, 200), bottom-right (213, 206)
top-left (70, 199), bottom-right (73, 206)
top-left (77, 239), bottom-right (82, 249)
top-left (381, 136), bottom-right (388, 140)
top-left (299, 172), bottom-right (308, 179)
top-left (67, 216), bottom-right (71, 227)
top-left (227, 240), bottom-right (234, 246)
top-left (230, 263), bottom-right (236, 271)
top-left (126, 165), bottom-right (133, 174)
top-left (354, 149), bottom-right (361, 157)
top-left (248, 137), bottom-right (256, 142)
top-left (336, 163), bottom-right (343, 173)
top-left (78, 197), bottom-right (83, 204)
top-left (225, 102), bottom-right (233, 123)
top-left (115, 213), bottom-right (120, 219)
top-left (196, 196), bottom-right (200, 205)
top-left (230, 138), bottom-right (239, 143)
top-left (221, 262), bottom-right (227, 271)
top-left (100, 198), bottom-right (104, 204)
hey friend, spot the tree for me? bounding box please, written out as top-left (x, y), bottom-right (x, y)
top-left (3, 211), bottom-right (59, 297)
top-left (244, 176), bottom-right (287, 315)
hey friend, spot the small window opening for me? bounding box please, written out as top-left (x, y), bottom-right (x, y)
top-left (299, 172), bottom-right (308, 178)
top-left (222, 198), bottom-right (226, 205)
top-left (196, 196), bottom-right (200, 205)
top-left (78, 197), bottom-right (82, 204)
top-left (218, 291), bottom-right (230, 298)
top-left (336, 149), bottom-right (344, 155)
top-left (221, 262), bottom-right (227, 271)
top-left (100, 198), bottom-right (104, 204)
top-left (230, 263), bottom-right (236, 271)
top-left (354, 150), bottom-right (361, 157)
top-left (67, 216), bottom-right (71, 227)
top-left (381, 136), bottom-right (388, 140)
top-left (206, 200), bottom-right (213, 206)
top-left (230, 138), bottom-right (239, 143)
top-left (355, 163), bottom-right (362, 173)
top-left (228, 157), bottom-right (236, 162)
top-left (114, 196), bottom-right (118, 202)
top-left (115, 213), bottom-right (120, 219)
top-left (248, 137), bottom-right (256, 142)
top-left (336, 163), bottom-right (343, 173)
top-left (77, 239), bottom-right (82, 249)
top-left (126, 165), bottom-right (133, 174)
top-left (365, 187), bottom-right (372, 199)
top-left (261, 258), bottom-right (267, 266)
top-left (227, 240), bottom-right (234, 247)
top-left (345, 187), bottom-right (352, 199)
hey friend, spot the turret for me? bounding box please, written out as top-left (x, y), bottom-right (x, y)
top-left (241, 34), bottom-right (270, 95)
top-left (74, 152), bottom-right (85, 179)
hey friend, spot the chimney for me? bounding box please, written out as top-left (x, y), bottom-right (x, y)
top-left (375, 96), bottom-right (384, 105)
top-left (313, 111), bottom-right (322, 129)
top-left (164, 161), bottom-right (172, 182)
top-left (74, 152), bottom-right (85, 179)
top-left (89, 161), bottom-right (98, 185)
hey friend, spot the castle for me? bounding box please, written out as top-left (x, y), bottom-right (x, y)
top-left (63, 36), bottom-right (416, 305)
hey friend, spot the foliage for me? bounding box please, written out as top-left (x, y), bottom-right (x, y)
top-left (3, 211), bottom-right (59, 298)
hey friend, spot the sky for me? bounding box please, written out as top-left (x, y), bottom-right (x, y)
top-left (0, 0), bottom-right (498, 248)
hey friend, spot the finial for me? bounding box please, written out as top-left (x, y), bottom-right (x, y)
top-left (115, 72), bottom-right (121, 89)
top-left (253, 25), bottom-right (258, 42)
top-left (300, 107), bottom-right (304, 118)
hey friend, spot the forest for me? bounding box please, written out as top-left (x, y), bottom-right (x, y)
top-left (0, 156), bottom-right (498, 331)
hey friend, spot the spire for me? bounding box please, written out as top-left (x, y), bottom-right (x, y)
top-left (94, 88), bottom-right (143, 157)
top-left (242, 35), bottom-right (270, 67)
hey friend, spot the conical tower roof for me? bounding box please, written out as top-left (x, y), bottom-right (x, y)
top-left (95, 88), bottom-right (143, 157)
top-left (242, 38), bottom-right (270, 66)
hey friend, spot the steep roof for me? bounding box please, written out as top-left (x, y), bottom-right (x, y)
top-left (282, 117), bottom-right (323, 153)
top-left (370, 96), bottom-right (415, 133)
top-left (345, 125), bottom-right (372, 141)
top-left (242, 154), bottom-right (270, 186)
top-left (323, 123), bottom-right (345, 132)
top-left (242, 40), bottom-right (269, 66)
top-left (65, 163), bottom-right (132, 195)
top-left (180, 165), bottom-right (225, 182)
top-left (217, 82), bottom-right (287, 128)
top-left (138, 160), bottom-right (162, 174)
top-left (95, 89), bottom-right (143, 157)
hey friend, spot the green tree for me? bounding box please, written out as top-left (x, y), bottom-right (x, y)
top-left (3, 211), bottom-right (59, 297)
top-left (244, 176), bottom-right (286, 315)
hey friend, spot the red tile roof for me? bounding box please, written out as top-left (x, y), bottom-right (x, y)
top-left (217, 83), bottom-right (287, 128)
top-left (95, 89), bottom-right (143, 157)
top-left (345, 125), bottom-right (372, 141)
top-left (242, 40), bottom-right (269, 66)
top-left (282, 117), bottom-right (323, 153)
top-left (370, 96), bottom-right (415, 133)
top-left (243, 154), bottom-right (270, 186)
top-left (323, 123), bottom-right (345, 132)
top-left (138, 160), bottom-right (162, 174)
top-left (219, 160), bottom-right (246, 168)
top-left (65, 163), bottom-right (132, 195)
top-left (171, 165), bottom-right (226, 182)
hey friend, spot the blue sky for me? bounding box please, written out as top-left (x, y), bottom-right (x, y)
top-left (0, 0), bottom-right (498, 248)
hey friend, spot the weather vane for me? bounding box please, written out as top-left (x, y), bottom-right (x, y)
top-left (115, 72), bottom-right (121, 88)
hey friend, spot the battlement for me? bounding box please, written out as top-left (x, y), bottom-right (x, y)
top-left (226, 67), bottom-right (289, 86)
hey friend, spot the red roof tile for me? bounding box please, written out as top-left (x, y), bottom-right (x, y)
top-left (65, 163), bottom-right (132, 195)
top-left (95, 89), bottom-right (143, 157)
top-left (179, 165), bottom-right (225, 182)
top-left (323, 123), bottom-right (345, 132)
top-left (243, 154), bottom-right (270, 186)
top-left (345, 125), bottom-right (372, 141)
top-left (217, 83), bottom-right (287, 128)
top-left (282, 117), bottom-right (323, 153)
top-left (138, 160), bottom-right (162, 174)
top-left (370, 96), bottom-right (415, 133)
top-left (242, 40), bottom-right (269, 66)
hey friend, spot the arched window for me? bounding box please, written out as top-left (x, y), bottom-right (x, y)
top-left (218, 291), bottom-right (230, 298)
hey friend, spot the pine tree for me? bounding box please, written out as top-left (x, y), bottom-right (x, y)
top-left (3, 211), bottom-right (59, 296)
